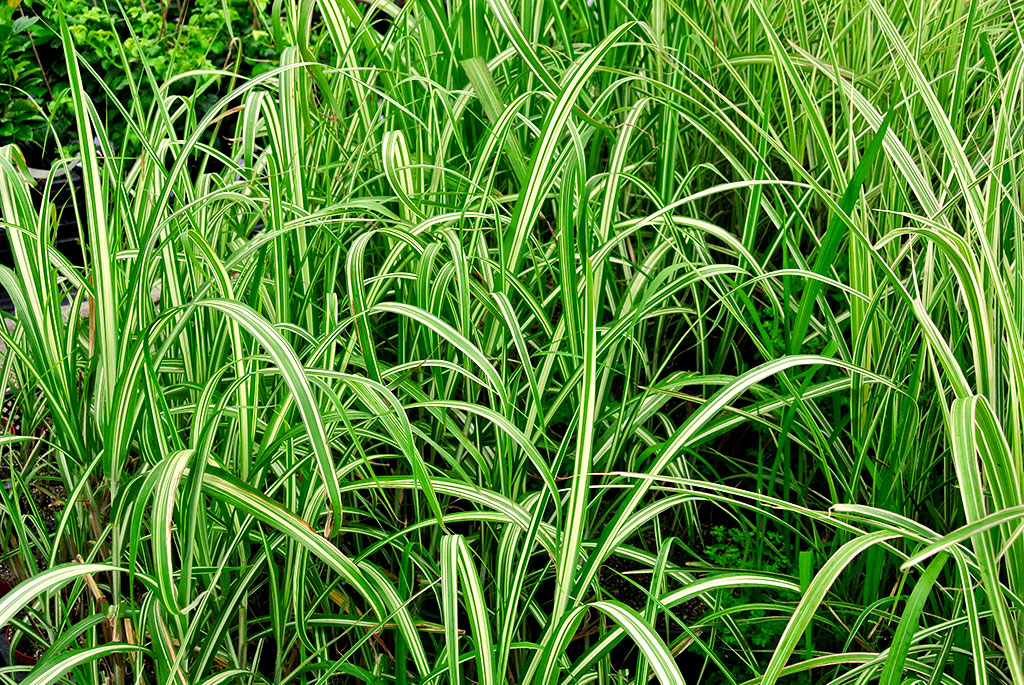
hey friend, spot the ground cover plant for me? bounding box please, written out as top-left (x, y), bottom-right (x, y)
top-left (0, 0), bottom-right (279, 160)
top-left (0, 0), bottom-right (1023, 682)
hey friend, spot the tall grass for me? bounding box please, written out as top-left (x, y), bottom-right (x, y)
top-left (0, 0), bottom-right (1023, 682)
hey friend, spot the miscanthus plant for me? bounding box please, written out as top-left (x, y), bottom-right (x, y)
top-left (1, 0), bottom-right (1023, 683)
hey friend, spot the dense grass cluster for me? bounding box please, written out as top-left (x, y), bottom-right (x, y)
top-left (1, 0), bottom-right (1023, 682)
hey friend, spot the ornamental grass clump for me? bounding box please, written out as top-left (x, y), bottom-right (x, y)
top-left (1, 0), bottom-right (1023, 683)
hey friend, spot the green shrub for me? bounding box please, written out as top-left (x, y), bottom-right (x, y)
top-left (0, 0), bottom-right (46, 149)
top-left (3, 0), bottom-right (279, 158)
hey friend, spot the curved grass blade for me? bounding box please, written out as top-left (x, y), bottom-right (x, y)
top-left (203, 467), bottom-right (386, 619)
top-left (194, 299), bottom-right (344, 535)
top-left (23, 644), bottom-right (147, 685)
top-left (761, 531), bottom-right (898, 685)
top-left (0, 564), bottom-right (123, 628)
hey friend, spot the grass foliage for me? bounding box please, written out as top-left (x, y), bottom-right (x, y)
top-left (1, 0), bottom-right (1024, 682)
